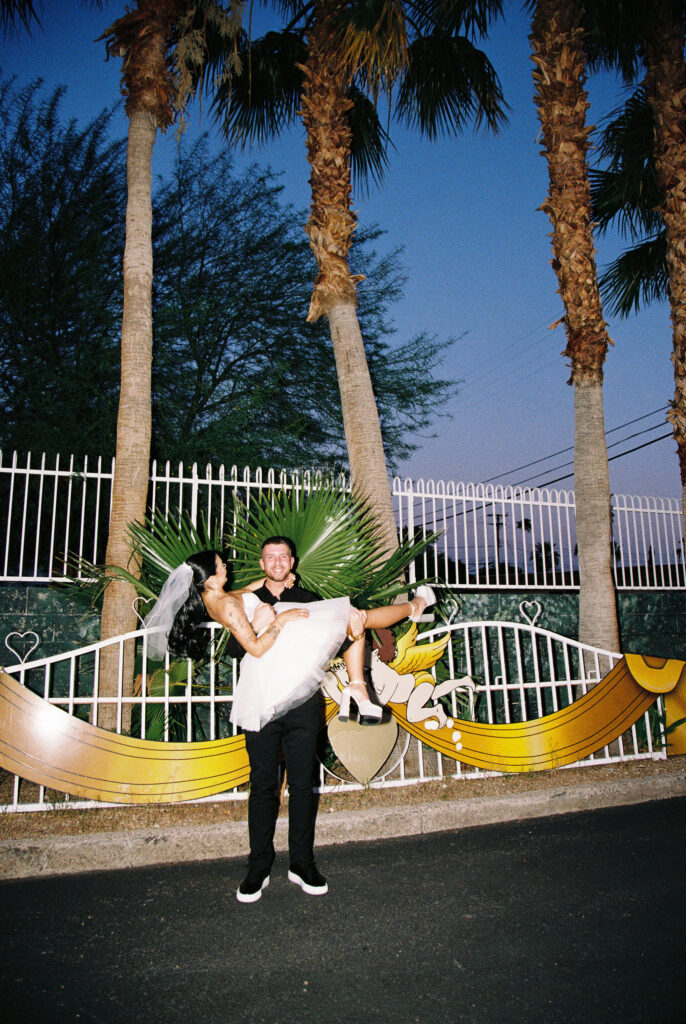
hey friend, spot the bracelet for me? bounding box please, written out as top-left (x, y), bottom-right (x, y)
top-left (347, 631), bottom-right (365, 643)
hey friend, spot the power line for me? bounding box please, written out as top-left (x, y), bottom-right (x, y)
top-left (414, 428), bottom-right (674, 533)
top-left (482, 405), bottom-right (669, 484)
top-left (459, 325), bottom-right (555, 392)
top-left (458, 316), bottom-right (558, 385)
top-left (455, 353), bottom-right (561, 410)
top-left (510, 420), bottom-right (668, 489)
top-left (515, 431), bottom-right (673, 491)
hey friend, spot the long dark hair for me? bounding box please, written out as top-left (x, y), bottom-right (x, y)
top-left (167, 550), bottom-right (221, 661)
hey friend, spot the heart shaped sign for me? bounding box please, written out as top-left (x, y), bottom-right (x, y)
top-left (519, 600), bottom-right (542, 627)
top-left (4, 630), bottom-right (41, 665)
top-left (132, 597), bottom-right (154, 625)
top-left (327, 714), bottom-right (400, 785)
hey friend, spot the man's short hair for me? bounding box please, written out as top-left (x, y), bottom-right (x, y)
top-left (261, 535), bottom-right (296, 557)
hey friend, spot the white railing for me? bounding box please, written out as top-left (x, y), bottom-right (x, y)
top-left (1, 449), bottom-right (684, 589)
top-left (0, 618), bottom-right (665, 812)
top-left (399, 477), bottom-right (685, 590)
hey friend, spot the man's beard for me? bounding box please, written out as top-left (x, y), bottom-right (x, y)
top-left (266, 569), bottom-right (290, 583)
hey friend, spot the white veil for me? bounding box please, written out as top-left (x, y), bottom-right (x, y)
top-left (143, 563), bottom-right (194, 660)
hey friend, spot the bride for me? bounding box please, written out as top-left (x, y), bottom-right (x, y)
top-left (144, 549), bottom-right (434, 732)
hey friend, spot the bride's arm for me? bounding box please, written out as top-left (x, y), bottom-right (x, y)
top-left (211, 595), bottom-right (308, 658)
top-left (227, 579), bottom-right (265, 596)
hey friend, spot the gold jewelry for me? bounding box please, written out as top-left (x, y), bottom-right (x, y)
top-left (347, 631), bottom-right (365, 642)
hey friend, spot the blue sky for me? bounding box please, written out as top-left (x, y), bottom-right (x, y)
top-left (1, 1), bottom-right (678, 498)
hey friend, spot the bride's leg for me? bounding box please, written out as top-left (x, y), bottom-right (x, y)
top-left (363, 602), bottom-right (414, 629)
top-left (364, 584), bottom-right (435, 628)
top-left (339, 638), bottom-right (382, 723)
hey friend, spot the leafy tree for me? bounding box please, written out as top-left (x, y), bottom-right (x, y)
top-left (0, 97), bottom-right (456, 469)
top-left (0, 78), bottom-right (125, 457)
top-left (150, 136), bottom-right (458, 471)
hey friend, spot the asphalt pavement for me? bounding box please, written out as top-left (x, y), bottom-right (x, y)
top-left (1, 797), bottom-right (685, 1024)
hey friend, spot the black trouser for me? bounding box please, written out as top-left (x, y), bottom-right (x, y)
top-left (243, 694), bottom-right (320, 873)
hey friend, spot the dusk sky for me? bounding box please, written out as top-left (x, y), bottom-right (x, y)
top-left (1, 1), bottom-right (679, 500)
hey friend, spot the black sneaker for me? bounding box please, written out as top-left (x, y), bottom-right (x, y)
top-left (236, 867), bottom-right (270, 904)
top-left (288, 862), bottom-right (328, 895)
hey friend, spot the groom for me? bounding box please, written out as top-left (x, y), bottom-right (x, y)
top-left (235, 534), bottom-right (365, 904)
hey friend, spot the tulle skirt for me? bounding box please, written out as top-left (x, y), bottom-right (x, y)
top-left (230, 596), bottom-right (351, 732)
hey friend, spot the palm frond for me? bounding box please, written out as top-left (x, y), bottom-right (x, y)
top-left (62, 512), bottom-right (224, 611)
top-left (126, 513), bottom-right (224, 595)
top-left (595, 87), bottom-right (652, 166)
top-left (598, 234), bottom-right (668, 317)
top-left (591, 87), bottom-right (660, 238)
top-left (0, 0), bottom-right (41, 34)
top-left (581, 1), bottom-right (644, 82)
top-left (212, 28), bottom-right (306, 145)
top-left (227, 484), bottom-right (440, 603)
top-left (336, 0), bottom-right (409, 85)
top-left (590, 166), bottom-right (662, 239)
top-left (348, 84), bottom-right (392, 191)
top-left (395, 34), bottom-right (507, 139)
top-left (424, 0), bottom-right (505, 40)
top-left (267, 0), bottom-right (312, 22)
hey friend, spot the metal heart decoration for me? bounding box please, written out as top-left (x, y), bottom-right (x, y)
top-left (132, 597), bottom-right (154, 625)
top-left (326, 714), bottom-right (400, 785)
top-left (519, 600), bottom-right (542, 627)
top-left (442, 595), bottom-right (460, 626)
top-left (4, 630), bottom-right (41, 665)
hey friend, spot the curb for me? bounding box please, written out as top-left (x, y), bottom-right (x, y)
top-left (2, 771), bottom-right (685, 881)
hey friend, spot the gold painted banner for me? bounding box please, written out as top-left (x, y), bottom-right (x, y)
top-left (1, 652), bottom-right (684, 803)
top-left (0, 670), bottom-right (250, 803)
top-left (388, 654), bottom-right (686, 773)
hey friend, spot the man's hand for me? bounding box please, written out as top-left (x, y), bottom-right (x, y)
top-left (347, 606), bottom-right (367, 640)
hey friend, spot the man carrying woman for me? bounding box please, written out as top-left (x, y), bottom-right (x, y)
top-left (144, 536), bottom-right (434, 903)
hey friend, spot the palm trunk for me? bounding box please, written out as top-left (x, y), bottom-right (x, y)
top-left (327, 303), bottom-right (398, 553)
top-left (300, 2), bottom-right (397, 557)
top-left (97, 1), bottom-right (183, 732)
top-left (644, 12), bottom-right (686, 542)
top-left (530, 0), bottom-right (619, 652)
top-left (98, 109), bottom-right (156, 732)
top-left (574, 378), bottom-right (617, 648)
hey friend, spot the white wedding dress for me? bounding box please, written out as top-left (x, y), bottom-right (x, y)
top-left (229, 592), bottom-right (351, 732)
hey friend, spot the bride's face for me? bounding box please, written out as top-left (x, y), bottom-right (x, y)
top-left (209, 554), bottom-right (228, 589)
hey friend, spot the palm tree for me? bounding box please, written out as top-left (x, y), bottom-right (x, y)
top-left (643, 6), bottom-right (686, 512)
top-left (97, 1), bottom-right (241, 730)
top-left (527, 0), bottom-right (619, 652)
top-left (95, 0), bottom-right (185, 730)
top-left (587, 1), bottom-right (686, 538)
top-left (207, 0), bottom-right (506, 558)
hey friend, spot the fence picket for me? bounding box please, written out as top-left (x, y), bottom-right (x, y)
top-left (0, 451), bottom-right (683, 590)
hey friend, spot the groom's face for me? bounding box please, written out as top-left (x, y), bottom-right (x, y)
top-left (260, 542), bottom-right (295, 582)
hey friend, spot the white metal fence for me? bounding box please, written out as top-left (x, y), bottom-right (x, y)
top-left (1, 617), bottom-right (665, 812)
top-left (1, 449), bottom-right (684, 589)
